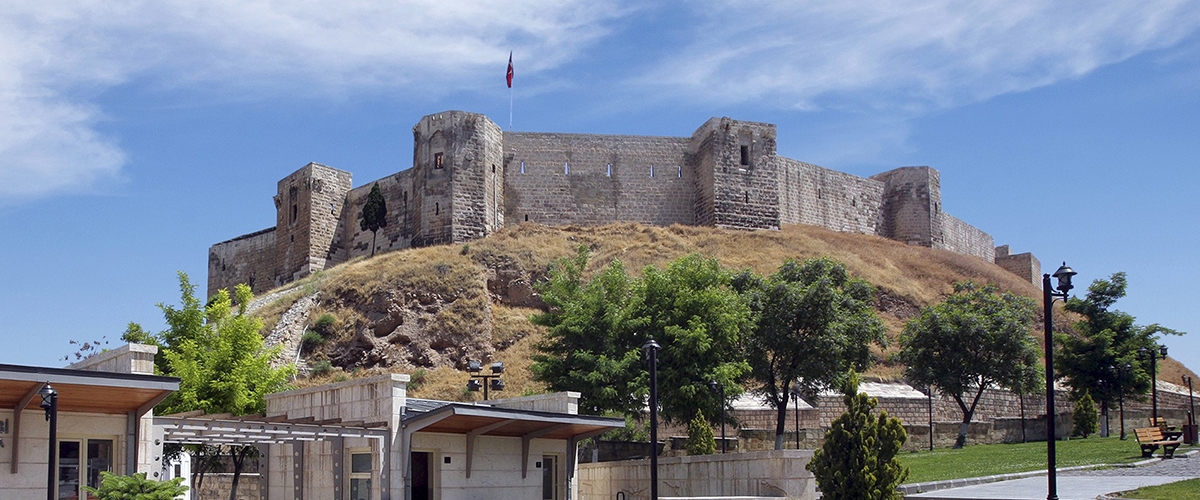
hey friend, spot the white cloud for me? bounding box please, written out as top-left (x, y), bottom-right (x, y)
top-left (635, 0), bottom-right (1200, 111)
top-left (0, 0), bottom-right (627, 202)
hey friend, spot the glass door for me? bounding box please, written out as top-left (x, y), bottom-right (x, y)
top-left (541, 455), bottom-right (558, 500)
top-left (58, 439), bottom-right (113, 500)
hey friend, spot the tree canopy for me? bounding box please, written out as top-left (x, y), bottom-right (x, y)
top-left (734, 257), bottom-right (886, 449)
top-left (895, 281), bottom-right (1040, 448)
top-left (530, 249), bottom-right (751, 425)
top-left (1056, 272), bottom-right (1183, 414)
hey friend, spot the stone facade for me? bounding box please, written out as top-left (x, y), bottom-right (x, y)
top-left (209, 110), bottom-right (1031, 296)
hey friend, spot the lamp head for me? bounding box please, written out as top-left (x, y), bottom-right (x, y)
top-left (467, 360), bottom-right (482, 373)
top-left (642, 339), bottom-right (660, 358)
top-left (1139, 346), bottom-right (1148, 359)
top-left (490, 361), bottom-right (505, 374)
top-left (490, 378), bottom-right (505, 392)
top-left (1159, 345), bottom-right (1168, 357)
top-left (709, 380), bottom-right (719, 392)
top-left (1052, 262), bottom-right (1076, 295)
top-left (466, 379), bottom-right (482, 392)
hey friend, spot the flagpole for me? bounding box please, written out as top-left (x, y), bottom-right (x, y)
top-left (509, 86), bottom-right (513, 130)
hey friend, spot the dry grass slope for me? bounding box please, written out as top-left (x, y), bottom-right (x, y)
top-left (254, 222), bottom-right (1195, 399)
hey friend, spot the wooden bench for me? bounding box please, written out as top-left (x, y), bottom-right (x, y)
top-left (1135, 426), bottom-right (1183, 458)
top-left (1148, 417), bottom-right (1184, 440)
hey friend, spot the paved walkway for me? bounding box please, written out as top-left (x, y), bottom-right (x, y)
top-left (906, 452), bottom-right (1200, 500)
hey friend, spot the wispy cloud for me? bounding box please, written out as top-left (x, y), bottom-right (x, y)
top-left (0, 0), bottom-right (626, 202)
top-left (635, 0), bottom-right (1200, 111)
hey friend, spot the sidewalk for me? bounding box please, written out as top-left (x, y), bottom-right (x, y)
top-left (904, 450), bottom-right (1199, 500)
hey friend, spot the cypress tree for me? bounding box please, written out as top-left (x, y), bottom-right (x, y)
top-left (807, 372), bottom-right (908, 500)
top-left (360, 183), bottom-right (388, 256)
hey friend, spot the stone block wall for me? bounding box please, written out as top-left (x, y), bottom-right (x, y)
top-left (872, 166), bottom-right (941, 247)
top-left (489, 392), bottom-right (580, 414)
top-left (503, 132), bottom-right (693, 227)
top-left (996, 245), bottom-right (1042, 287)
top-left (779, 158), bottom-right (884, 234)
top-left (578, 450), bottom-right (816, 500)
top-left (208, 228), bottom-right (276, 297)
top-left (941, 213), bottom-right (995, 262)
top-left (690, 117), bottom-right (780, 230)
top-left (337, 170), bottom-right (417, 263)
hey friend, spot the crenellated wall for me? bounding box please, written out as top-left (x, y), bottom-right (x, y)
top-left (208, 110), bottom-right (1023, 297)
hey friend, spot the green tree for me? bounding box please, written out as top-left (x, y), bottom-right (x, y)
top-left (531, 247), bottom-right (643, 417)
top-left (1056, 272), bottom-right (1183, 428)
top-left (360, 182), bottom-right (388, 256)
top-left (86, 471), bottom-right (188, 500)
top-left (531, 250), bottom-right (751, 425)
top-left (685, 410), bottom-right (717, 455)
top-left (147, 274), bottom-right (294, 500)
top-left (625, 253), bottom-right (751, 425)
top-left (734, 257), bottom-right (887, 450)
top-left (895, 282), bottom-right (1040, 448)
top-left (807, 372), bottom-right (908, 500)
top-left (1072, 390), bottom-right (1099, 438)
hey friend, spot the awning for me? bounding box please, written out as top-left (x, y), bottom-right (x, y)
top-left (155, 413), bottom-right (390, 445)
top-left (0, 363), bottom-right (178, 415)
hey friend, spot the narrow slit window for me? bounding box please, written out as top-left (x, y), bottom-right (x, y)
top-left (524, 214), bottom-right (529, 222)
top-left (492, 164), bottom-right (496, 173)
top-left (521, 161), bottom-right (526, 174)
top-left (677, 166), bottom-right (682, 178)
top-left (606, 164), bottom-right (611, 177)
top-left (650, 165), bottom-right (654, 177)
top-left (436, 202), bottom-right (440, 215)
top-left (564, 162), bottom-right (569, 175)
top-left (434, 152), bottom-right (444, 169)
top-left (740, 145), bottom-right (749, 166)
top-left (744, 191), bottom-right (749, 203)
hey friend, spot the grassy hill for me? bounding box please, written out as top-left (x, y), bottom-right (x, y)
top-left (250, 222), bottom-right (1195, 401)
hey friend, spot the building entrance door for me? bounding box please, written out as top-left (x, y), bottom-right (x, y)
top-left (411, 451), bottom-right (432, 500)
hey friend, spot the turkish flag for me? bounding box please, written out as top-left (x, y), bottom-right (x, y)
top-left (506, 52), bottom-right (514, 88)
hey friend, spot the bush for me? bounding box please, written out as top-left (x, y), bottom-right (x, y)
top-left (309, 360), bottom-right (335, 377)
top-left (86, 471), bottom-right (188, 500)
top-left (1072, 390), bottom-right (1099, 438)
top-left (685, 410), bottom-right (716, 455)
top-left (301, 330), bottom-right (327, 351)
top-left (807, 372), bottom-right (908, 500)
top-left (312, 314), bottom-right (337, 336)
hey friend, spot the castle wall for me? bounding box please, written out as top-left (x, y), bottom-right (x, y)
top-left (778, 158), bottom-right (883, 234)
top-left (871, 166), bottom-right (941, 246)
top-left (690, 118), bottom-right (780, 230)
top-left (996, 245), bottom-right (1042, 288)
top-left (940, 213), bottom-right (995, 262)
top-left (208, 228), bottom-right (276, 296)
top-left (338, 170), bottom-right (417, 262)
top-left (502, 132), bottom-right (694, 226)
top-left (272, 163), bottom-right (352, 288)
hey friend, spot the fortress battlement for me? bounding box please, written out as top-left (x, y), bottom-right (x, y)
top-left (208, 110), bottom-right (1039, 296)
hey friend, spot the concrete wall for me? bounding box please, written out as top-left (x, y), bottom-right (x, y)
top-left (69, 343), bottom-right (158, 375)
top-left (578, 450), bottom-right (816, 500)
top-left (503, 132), bottom-right (693, 227)
top-left (488, 392), bottom-right (580, 415)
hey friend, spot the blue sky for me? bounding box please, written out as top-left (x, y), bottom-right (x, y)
top-left (1, 1), bottom-right (1198, 380)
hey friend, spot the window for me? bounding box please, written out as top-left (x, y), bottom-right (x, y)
top-left (434, 152), bottom-right (444, 169)
top-left (740, 145), bottom-right (749, 166)
top-left (542, 455), bottom-right (558, 500)
top-left (521, 161), bottom-right (525, 174)
top-left (59, 439), bottom-right (113, 500)
top-left (349, 451), bottom-right (372, 500)
top-left (649, 165), bottom-right (654, 177)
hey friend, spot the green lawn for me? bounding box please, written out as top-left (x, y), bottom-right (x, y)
top-left (1110, 478), bottom-right (1200, 499)
top-left (898, 436), bottom-right (1183, 484)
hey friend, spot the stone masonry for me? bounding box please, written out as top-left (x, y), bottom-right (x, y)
top-left (209, 110), bottom-right (1038, 296)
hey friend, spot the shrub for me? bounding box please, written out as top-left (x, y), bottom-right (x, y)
top-left (1072, 390), bottom-right (1099, 438)
top-left (86, 471), bottom-right (188, 500)
top-left (312, 314), bottom-right (337, 336)
top-left (807, 372), bottom-right (908, 500)
top-left (309, 360), bottom-right (335, 377)
top-left (409, 368), bottom-right (427, 392)
top-left (685, 410), bottom-right (716, 455)
top-left (301, 330), bottom-right (326, 351)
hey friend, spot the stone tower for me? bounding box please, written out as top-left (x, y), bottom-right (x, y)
top-left (272, 163), bottom-right (353, 286)
top-left (689, 117), bottom-right (780, 230)
top-left (411, 111), bottom-right (505, 246)
top-left (872, 166), bottom-right (943, 247)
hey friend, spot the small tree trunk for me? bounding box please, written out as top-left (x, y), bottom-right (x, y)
top-left (228, 446), bottom-right (251, 500)
top-left (773, 397), bottom-right (788, 450)
top-left (370, 230), bottom-right (378, 257)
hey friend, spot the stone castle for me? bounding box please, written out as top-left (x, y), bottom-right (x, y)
top-left (208, 110), bottom-right (1040, 296)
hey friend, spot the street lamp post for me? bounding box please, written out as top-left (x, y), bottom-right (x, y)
top-left (927, 386), bottom-right (935, 450)
top-left (708, 380), bottom-right (726, 454)
top-left (39, 384), bottom-right (58, 500)
top-left (1139, 345), bottom-right (1168, 422)
top-left (465, 361), bottom-right (505, 400)
top-left (643, 340), bottom-right (661, 500)
top-left (1184, 375), bottom-right (1195, 444)
top-left (1043, 262), bottom-right (1076, 500)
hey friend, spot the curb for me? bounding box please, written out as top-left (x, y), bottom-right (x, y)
top-left (897, 448), bottom-right (1197, 496)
